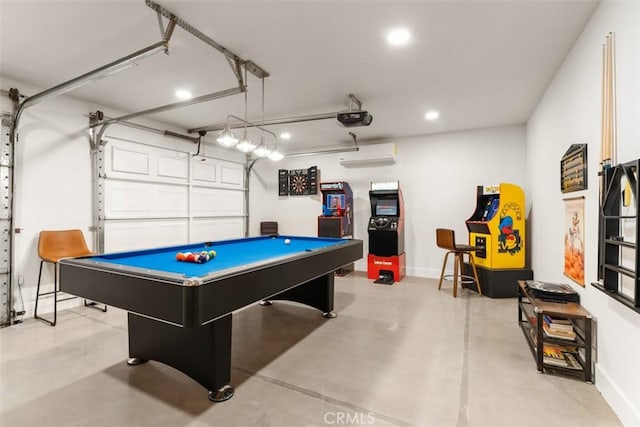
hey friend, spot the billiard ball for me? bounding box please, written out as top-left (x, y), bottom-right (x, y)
top-left (284, 239), bottom-right (291, 245)
top-left (209, 250), bottom-right (216, 258)
top-left (176, 252), bottom-right (184, 261)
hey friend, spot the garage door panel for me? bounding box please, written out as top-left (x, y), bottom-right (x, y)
top-left (104, 220), bottom-right (188, 252)
top-left (100, 139), bottom-right (245, 253)
top-left (104, 180), bottom-right (188, 219)
top-left (190, 218), bottom-right (244, 243)
top-left (192, 187), bottom-right (243, 216)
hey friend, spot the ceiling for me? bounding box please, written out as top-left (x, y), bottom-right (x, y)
top-left (0, 0), bottom-right (599, 154)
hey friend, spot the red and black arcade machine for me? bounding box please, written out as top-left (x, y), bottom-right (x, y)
top-left (367, 181), bottom-right (405, 284)
top-left (318, 181), bottom-right (354, 275)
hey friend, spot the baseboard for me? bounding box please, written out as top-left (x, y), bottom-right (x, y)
top-left (596, 364), bottom-right (640, 427)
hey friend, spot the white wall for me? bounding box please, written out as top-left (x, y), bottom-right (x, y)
top-left (0, 77), bottom-right (246, 317)
top-left (249, 125), bottom-right (527, 276)
top-left (526, 1), bottom-right (640, 425)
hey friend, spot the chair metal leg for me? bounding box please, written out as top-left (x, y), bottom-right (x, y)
top-left (34, 260), bottom-right (44, 321)
top-left (53, 263), bottom-right (57, 326)
top-left (34, 259), bottom-right (108, 325)
top-left (438, 251), bottom-right (452, 290)
top-left (34, 260), bottom-right (56, 327)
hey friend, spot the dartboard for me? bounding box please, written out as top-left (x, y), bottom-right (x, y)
top-left (289, 170), bottom-right (309, 195)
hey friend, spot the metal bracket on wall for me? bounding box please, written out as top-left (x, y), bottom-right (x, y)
top-left (0, 115), bottom-right (15, 327)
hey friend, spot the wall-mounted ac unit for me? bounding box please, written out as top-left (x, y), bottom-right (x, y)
top-left (339, 143), bottom-right (397, 168)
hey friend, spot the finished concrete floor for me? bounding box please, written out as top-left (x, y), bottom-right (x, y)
top-left (0, 273), bottom-right (621, 427)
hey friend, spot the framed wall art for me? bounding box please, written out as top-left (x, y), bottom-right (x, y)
top-left (564, 196), bottom-right (585, 286)
top-left (560, 144), bottom-right (587, 193)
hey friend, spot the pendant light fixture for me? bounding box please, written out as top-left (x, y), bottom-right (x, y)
top-left (216, 122), bottom-right (238, 147)
top-left (267, 146), bottom-right (284, 161)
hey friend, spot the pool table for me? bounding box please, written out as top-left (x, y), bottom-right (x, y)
top-left (59, 235), bottom-right (363, 401)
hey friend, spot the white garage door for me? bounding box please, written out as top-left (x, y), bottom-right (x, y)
top-left (99, 138), bottom-right (245, 252)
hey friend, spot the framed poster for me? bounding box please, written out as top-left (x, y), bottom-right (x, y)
top-left (560, 144), bottom-right (587, 193)
top-left (564, 196), bottom-right (585, 286)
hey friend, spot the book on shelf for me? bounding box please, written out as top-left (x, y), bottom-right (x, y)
top-left (542, 344), bottom-right (567, 366)
top-left (563, 352), bottom-right (582, 370)
top-left (543, 315), bottom-right (574, 332)
top-left (543, 344), bottom-right (578, 368)
top-left (542, 344), bottom-right (582, 370)
top-left (551, 317), bottom-right (573, 326)
top-left (543, 324), bottom-right (577, 341)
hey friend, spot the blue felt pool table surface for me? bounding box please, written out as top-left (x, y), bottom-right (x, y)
top-left (89, 235), bottom-right (348, 277)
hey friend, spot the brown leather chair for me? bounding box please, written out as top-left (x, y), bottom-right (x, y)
top-left (34, 229), bottom-right (106, 326)
top-left (436, 228), bottom-right (482, 297)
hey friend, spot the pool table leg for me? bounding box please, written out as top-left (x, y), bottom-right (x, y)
top-left (127, 312), bottom-right (234, 402)
top-left (264, 273), bottom-right (336, 318)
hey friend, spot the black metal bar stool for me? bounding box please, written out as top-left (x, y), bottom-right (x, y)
top-left (436, 228), bottom-right (482, 297)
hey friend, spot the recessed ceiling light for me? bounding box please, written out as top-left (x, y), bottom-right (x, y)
top-left (387, 28), bottom-right (411, 46)
top-left (424, 111), bottom-right (440, 120)
top-left (280, 132), bottom-right (291, 140)
top-left (175, 89), bottom-right (192, 100)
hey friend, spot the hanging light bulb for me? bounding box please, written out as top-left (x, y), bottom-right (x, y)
top-left (268, 145), bottom-right (284, 161)
top-left (253, 136), bottom-right (272, 157)
top-left (236, 127), bottom-right (256, 153)
top-left (216, 122), bottom-right (238, 147)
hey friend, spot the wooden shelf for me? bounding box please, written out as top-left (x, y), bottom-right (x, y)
top-left (517, 281), bottom-right (592, 382)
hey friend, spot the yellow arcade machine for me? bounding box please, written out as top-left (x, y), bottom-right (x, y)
top-left (465, 183), bottom-right (532, 297)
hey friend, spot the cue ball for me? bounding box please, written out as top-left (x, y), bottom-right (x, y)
top-left (284, 239), bottom-right (291, 245)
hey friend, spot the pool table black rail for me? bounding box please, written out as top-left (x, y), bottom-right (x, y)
top-left (59, 239), bottom-right (363, 327)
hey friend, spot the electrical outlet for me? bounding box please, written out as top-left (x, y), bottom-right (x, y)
top-left (17, 275), bottom-right (24, 285)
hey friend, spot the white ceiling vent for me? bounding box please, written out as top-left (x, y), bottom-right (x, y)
top-left (339, 143), bottom-right (397, 168)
